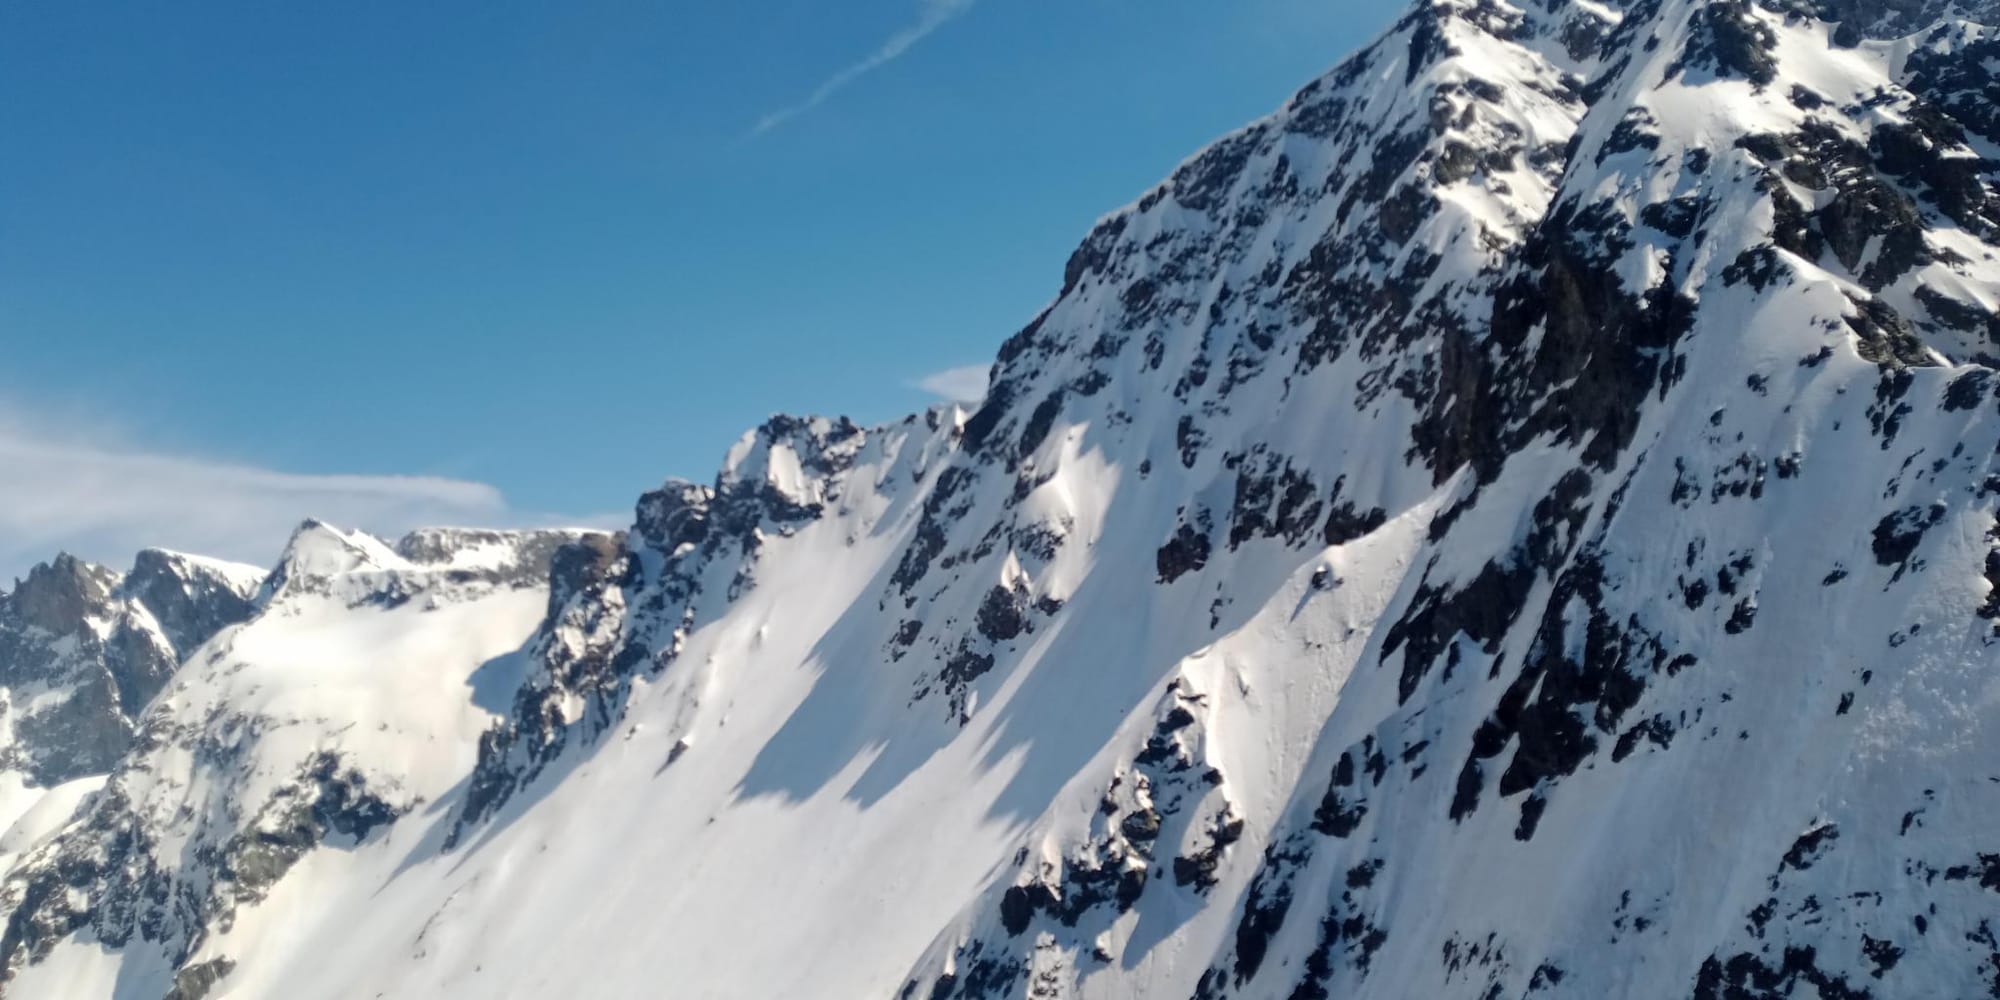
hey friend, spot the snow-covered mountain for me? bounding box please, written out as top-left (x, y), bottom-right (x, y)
top-left (0, 549), bottom-right (261, 823)
top-left (7, 0), bottom-right (2000, 996)
top-left (0, 523), bottom-right (599, 998)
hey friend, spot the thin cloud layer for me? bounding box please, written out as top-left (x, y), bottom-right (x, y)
top-left (753, 0), bottom-right (974, 134)
top-left (0, 409), bottom-right (602, 584)
top-left (914, 363), bottom-right (990, 403)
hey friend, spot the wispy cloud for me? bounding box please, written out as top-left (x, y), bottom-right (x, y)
top-left (752, 0), bottom-right (975, 135)
top-left (913, 363), bottom-right (990, 403)
top-left (0, 404), bottom-right (612, 583)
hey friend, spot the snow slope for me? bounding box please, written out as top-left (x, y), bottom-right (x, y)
top-left (0, 524), bottom-right (597, 999)
top-left (8, 0), bottom-right (2000, 997)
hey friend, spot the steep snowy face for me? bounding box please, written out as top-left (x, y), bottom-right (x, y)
top-left (887, 0), bottom-right (2000, 995)
top-left (0, 525), bottom-right (600, 994)
top-left (450, 413), bottom-right (934, 841)
top-left (0, 550), bottom-right (261, 789)
top-left (11, 0), bottom-right (2000, 997)
top-left (447, 0), bottom-right (2000, 996)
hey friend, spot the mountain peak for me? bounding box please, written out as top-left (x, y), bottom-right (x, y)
top-left (10, 0), bottom-right (2000, 996)
top-left (0, 547), bottom-right (263, 787)
top-left (120, 548), bottom-right (263, 657)
top-left (3, 553), bottom-right (119, 634)
top-left (256, 520), bottom-right (402, 599)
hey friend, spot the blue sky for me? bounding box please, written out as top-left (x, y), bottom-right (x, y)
top-left (0, 0), bottom-right (1401, 576)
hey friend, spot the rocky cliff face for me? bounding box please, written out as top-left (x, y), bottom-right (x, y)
top-left (0, 550), bottom-right (262, 787)
top-left (7, 0), bottom-right (2000, 997)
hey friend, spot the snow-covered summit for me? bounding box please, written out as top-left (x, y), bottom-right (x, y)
top-left (255, 519), bottom-right (603, 609)
top-left (9, 0), bottom-right (2000, 997)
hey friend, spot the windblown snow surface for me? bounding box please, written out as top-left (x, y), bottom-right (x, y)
top-left (9, 0), bottom-right (2000, 997)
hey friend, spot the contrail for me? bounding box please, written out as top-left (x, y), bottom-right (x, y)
top-left (752, 0), bottom-right (974, 135)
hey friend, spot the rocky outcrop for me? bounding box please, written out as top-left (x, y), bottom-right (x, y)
top-left (0, 550), bottom-right (262, 786)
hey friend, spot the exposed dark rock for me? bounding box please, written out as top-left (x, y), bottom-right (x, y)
top-left (1675, 1), bottom-right (1779, 87)
top-left (1872, 504), bottom-right (1947, 576)
top-left (1383, 557), bottom-right (1536, 704)
top-left (1157, 521), bottom-right (1214, 585)
top-left (164, 957), bottom-right (236, 1000)
top-left (975, 585), bottom-right (1030, 643)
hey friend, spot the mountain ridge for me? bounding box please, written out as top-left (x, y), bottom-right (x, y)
top-left (7, 0), bottom-right (2000, 996)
